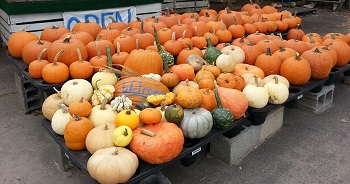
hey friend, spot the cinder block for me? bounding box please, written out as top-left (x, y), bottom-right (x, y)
top-left (140, 171), bottom-right (171, 184)
top-left (260, 106), bottom-right (284, 141)
top-left (210, 125), bottom-right (261, 165)
top-left (210, 106), bottom-right (285, 165)
top-left (297, 85), bottom-right (335, 114)
top-left (51, 140), bottom-right (75, 171)
top-left (344, 76), bottom-right (350, 85)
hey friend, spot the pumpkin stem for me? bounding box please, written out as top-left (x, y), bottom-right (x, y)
top-left (80, 97), bottom-right (84, 103)
top-left (313, 48), bottom-right (322, 53)
top-left (94, 42), bottom-right (102, 58)
top-left (210, 26), bottom-right (216, 34)
top-left (220, 20), bottom-right (225, 31)
top-left (160, 101), bottom-right (166, 111)
top-left (106, 45), bottom-right (113, 68)
top-left (135, 39), bottom-right (140, 50)
top-left (194, 26), bottom-right (200, 37)
top-left (76, 48), bottom-right (83, 63)
top-left (185, 42), bottom-right (194, 50)
top-left (141, 129), bottom-right (156, 137)
top-left (182, 30), bottom-right (187, 39)
top-left (104, 124), bottom-right (109, 130)
top-left (95, 79), bottom-right (101, 91)
top-left (171, 32), bottom-right (176, 42)
top-left (214, 87), bottom-right (223, 108)
top-left (112, 148), bottom-right (119, 155)
top-left (140, 20), bottom-right (145, 34)
top-left (279, 46), bottom-right (286, 52)
top-left (37, 48), bottom-right (47, 61)
top-left (62, 35), bottom-right (71, 43)
top-left (253, 75), bottom-right (260, 87)
top-left (109, 16), bottom-right (117, 23)
top-left (295, 52), bottom-right (301, 60)
top-left (53, 50), bottom-right (64, 65)
top-left (72, 114), bottom-right (82, 121)
top-left (116, 42), bottom-right (121, 55)
top-left (165, 7), bottom-right (171, 17)
top-left (123, 128), bottom-right (129, 136)
top-left (57, 103), bottom-right (68, 113)
top-left (266, 47), bottom-right (272, 56)
top-left (273, 76), bottom-right (279, 84)
top-left (100, 98), bottom-right (108, 110)
top-left (36, 40), bottom-right (45, 45)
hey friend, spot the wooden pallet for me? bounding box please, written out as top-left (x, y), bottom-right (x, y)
top-left (162, 0), bottom-right (210, 13)
top-left (0, 3), bottom-right (161, 46)
top-left (307, 0), bottom-right (347, 11)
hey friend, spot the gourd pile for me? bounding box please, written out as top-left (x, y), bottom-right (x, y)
top-left (7, 2), bottom-right (350, 183)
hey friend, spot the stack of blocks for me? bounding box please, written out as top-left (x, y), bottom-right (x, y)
top-left (210, 106), bottom-right (285, 165)
top-left (297, 85), bottom-right (335, 114)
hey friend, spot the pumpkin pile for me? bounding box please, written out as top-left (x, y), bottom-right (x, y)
top-left (9, 3), bottom-right (350, 183)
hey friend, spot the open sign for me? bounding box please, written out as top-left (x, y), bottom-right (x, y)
top-left (63, 6), bottom-right (137, 30)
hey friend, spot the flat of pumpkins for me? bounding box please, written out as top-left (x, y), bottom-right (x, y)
top-left (10, 3), bottom-right (350, 184)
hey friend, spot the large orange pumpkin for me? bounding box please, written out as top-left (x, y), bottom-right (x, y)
top-left (301, 48), bottom-right (333, 80)
top-left (280, 53), bottom-right (311, 86)
top-left (8, 31), bottom-right (39, 58)
top-left (217, 87), bottom-right (248, 119)
top-left (123, 49), bottom-right (163, 75)
top-left (129, 122), bottom-right (184, 164)
top-left (40, 25), bottom-right (70, 43)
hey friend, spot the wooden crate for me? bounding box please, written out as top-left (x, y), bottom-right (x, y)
top-left (162, 0), bottom-right (210, 13)
top-left (0, 3), bottom-right (161, 46)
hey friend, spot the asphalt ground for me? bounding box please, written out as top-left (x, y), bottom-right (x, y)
top-left (0, 4), bottom-right (349, 184)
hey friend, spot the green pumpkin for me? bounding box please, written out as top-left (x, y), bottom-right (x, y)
top-left (211, 88), bottom-right (235, 129)
top-left (164, 104), bottom-right (184, 125)
top-left (136, 101), bottom-right (153, 110)
top-left (203, 37), bottom-right (222, 65)
top-left (180, 107), bottom-right (213, 139)
top-left (153, 27), bottom-right (174, 73)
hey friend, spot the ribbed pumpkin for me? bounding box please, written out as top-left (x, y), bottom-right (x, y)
top-left (98, 27), bottom-right (121, 43)
top-left (159, 7), bottom-right (180, 28)
top-left (180, 107), bottom-right (213, 139)
top-left (272, 47), bottom-right (297, 62)
top-left (133, 21), bottom-right (155, 49)
top-left (60, 31), bottom-right (94, 46)
top-left (199, 88), bottom-right (217, 111)
top-left (176, 86), bottom-right (202, 109)
top-left (8, 31), bottom-right (39, 58)
top-left (69, 48), bottom-right (93, 79)
top-left (68, 97), bottom-right (92, 117)
top-left (287, 24), bottom-right (305, 40)
top-left (106, 16), bottom-right (128, 30)
top-left (164, 32), bottom-right (183, 56)
top-left (42, 50), bottom-right (70, 84)
top-left (313, 45), bottom-right (337, 67)
top-left (169, 64), bottom-right (196, 82)
top-left (123, 48), bottom-right (163, 75)
top-left (47, 35), bottom-right (88, 67)
top-left (129, 122), bottom-right (184, 164)
top-left (240, 41), bottom-right (264, 65)
top-left (86, 34), bottom-right (116, 59)
top-left (64, 114), bottom-right (94, 150)
top-left (255, 47), bottom-right (283, 76)
top-left (114, 77), bottom-right (170, 106)
top-left (176, 43), bottom-right (203, 65)
top-left (218, 7), bottom-right (243, 27)
top-left (113, 34), bottom-right (136, 53)
top-left (301, 48), bottom-right (333, 79)
top-left (170, 20), bottom-right (193, 39)
top-left (85, 123), bottom-right (116, 154)
top-left (72, 19), bottom-right (102, 39)
top-left (22, 40), bottom-right (52, 64)
top-left (322, 37), bottom-right (350, 67)
top-left (280, 53), bottom-right (311, 86)
top-left (228, 16), bottom-right (245, 39)
top-left (40, 25), bottom-right (70, 42)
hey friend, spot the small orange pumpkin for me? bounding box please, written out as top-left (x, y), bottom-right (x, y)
top-left (68, 97), bottom-right (92, 117)
top-left (64, 114), bottom-right (94, 150)
top-left (139, 108), bottom-right (162, 124)
top-left (176, 86), bottom-right (202, 108)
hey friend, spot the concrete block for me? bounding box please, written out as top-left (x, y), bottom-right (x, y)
top-left (210, 125), bottom-right (261, 165)
top-left (210, 106), bottom-right (285, 165)
top-left (297, 84), bottom-right (335, 114)
top-left (344, 76), bottom-right (350, 85)
top-left (260, 106), bottom-right (284, 141)
top-left (51, 139), bottom-right (75, 171)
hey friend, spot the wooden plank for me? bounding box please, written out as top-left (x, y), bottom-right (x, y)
top-left (174, 1), bottom-right (209, 9)
top-left (9, 12), bottom-right (63, 24)
top-left (308, 0), bottom-right (344, 3)
top-left (162, 2), bottom-right (175, 10)
top-left (7, 20), bottom-right (63, 32)
top-left (0, 8), bottom-right (10, 23)
top-left (0, 14), bottom-right (10, 33)
top-left (0, 20), bottom-right (11, 40)
top-left (1, 34), bottom-right (9, 46)
top-left (136, 3), bottom-right (161, 14)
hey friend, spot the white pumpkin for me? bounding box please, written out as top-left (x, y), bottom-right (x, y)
top-left (88, 103), bottom-right (118, 127)
top-left (243, 81), bottom-right (269, 108)
top-left (42, 92), bottom-right (63, 121)
top-left (60, 79), bottom-right (93, 106)
top-left (51, 104), bottom-right (72, 135)
top-left (91, 70), bottom-right (118, 89)
top-left (215, 54), bottom-right (237, 73)
top-left (241, 73), bottom-right (264, 87)
top-left (85, 123), bottom-right (116, 154)
top-left (263, 74), bottom-right (290, 88)
top-left (180, 107), bottom-right (213, 139)
top-left (220, 45), bottom-right (245, 63)
top-left (264, 76), bottom-right (289, 104)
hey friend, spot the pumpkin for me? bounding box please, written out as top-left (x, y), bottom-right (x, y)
top-left (240, 41), bottom-right (264, 65)
top-left (285, 38), bottom-right (309, 55)
top-left (128, 16), bottom-right (143, 29)
top-left (164, 32), bottom-right (183, 56)
top-left (301, 48), bottom-right (333, 79)
top-left (280, 53), bottom-right (311, 86)
top-left (243, 18), bottom-right (258, 35)
top-left (199, 88), bottom-right (217, 111)
top-left (8, 31), bottom-right (39, 58)
top-left (199, 12), bottom-right (216, 23)
top-left (220, 45), bottom-right (245, 64)
top-left (72, 19), bottom-right (102, 39)
top-left (164, 104), bottom-right (184, 125)
top-left (85, 123), bottom-right (116, 154)
top-left (91, 48), bottom-right (118, 89)
top-left (28, 48), bottom-right (50, 79)
top-left (69, 48), bottom-right (93, 79)
top-left (111, 42), bottom-right (129, 69)
top-left (171, 20), bottom-right (193, 40)
top-left (242, 73), bottom-right (264, 87)
top-left (211, 88), bottom-right (235, 129)
top-left (89, 47), bottom-right (107, 74)
top-left (314, 45), bottom-right (337, 67)
top-left (161, 72), bottom-right (180, 88)
top-left (323, 32), bottom-right (350, 44)
top-left (60, 31), bottom-right (94, 46)
top-left (272, 46), bottom-right (297, 62)
top-left (217, 86), bottom-right (249, 119)
top-left (153, 27), bottom-right (175, 73)
top-left (241, 0), bottom-right (261, 12)
top-left (228, 16), bottom-right (245, 39)
top-left (202, 64), bottom-right (221, 78)
top-left (204, 37), bottom-right (222, 65)
top-left (114, 77), bottom-right (169, 106)
top-left (304, 34), bottom-right (322, 49)
top-left (190, 26), bottom-right (207, 49)
top-left (113, 34), bottom-right (136, 53)
top-left (176, 86), bottom-right (202, 109)
top-left (42, 50), bottom-right (70, 84)
top-left (218, 7), bottom-right (243, 27)
top-left (64, 114), bottom-right (94, 150)
top-left (87, 147), bottom-right (139, 184)
top-left (232, 63), bottom-right (265, 79)
top-left (123, 48), bottom-right (163, 76)
top-left (287, 24), bottom-right (305, 40)
top-left (68, 97), bottom-right (92, 117)
top-left (136, 101), bottom-right (153, 110)
top-left (256, 39), bottom-right (279, 54)
top-left (121, 26), bottom-right (140, 37)
top-left (98, 26), bottom-right (121, 43)
top-left (40, 25), bottom-right (70, 42)
top-left (86, 34), bottom-right (115, 60)
top-left (172, 79), bottom-right (199, 95)
top-left (176, 43), bottom-right (204, 65)
top-left (115, 109), bottom-right (140, 130)
top-left (22, 40), bottom-right (52, 65)
top-left (51, 103), bottom-right (72, 135)
top-left (60, 79), bottom-right (93, 106)
top-left (263, 76), bottom-right (289, 104)
top-left (159, 7), bottom-right (180, 28)
top-left (143, 18), bottom-right (167, 35)
top-left (322, 36), bottom-right (350, 67)
top-left (42, 91), bottom-right (64, 121)
top-left (301, 33), bottom-right (323, 43)
top-left (106, 16), bottom-right (128, 30)
top-left (169, 63), bottom-right (196, 81)
top-left (263, 74), bottom-right (290, 88)
top-left (255, 47), bottom-right (283, 76)
top-left (47, 35), bottom-right (88, 67)
top-left (88, 100), bottom-right (118, 127)
top-left (129, 122), bottom-right (184, 164)
top-left (139, 108), bottom-right (162, 124)
top-left (243, 75), bottom-right (269, 108)
top-left (181, 107), bottom-right (213, 139)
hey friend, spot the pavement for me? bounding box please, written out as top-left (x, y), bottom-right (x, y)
top-left (1, 4), bottom-right (350, 184)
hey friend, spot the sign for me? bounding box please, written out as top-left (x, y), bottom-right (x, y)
top-left (63, 6), bottom-right (137, 30)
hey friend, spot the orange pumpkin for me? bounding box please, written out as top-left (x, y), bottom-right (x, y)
top-left (106, 16), bottom-right (128, 31)
top-left (40, 25), bottom-right (70, 42)
top-left (98, 27), bottom-right (121, 43)
top-left (161, 72), bottom-right (180, 88)
top-left (139, 108), bottom-right (162, 124)
top-left (301, 48), bottom-right (333, 79)
top-left (113, 34), bottom-right (136, 53)
top-left (86, 34), bottom-right (116, 59)
top-left (22, 40), bottom-right (52, 65)
top-left (199, 88), bottom-right (217, 111)
top-left (164, 32), bottom-right (185, 56)
top-left (240, 41), bottom-right (264, 65)
top-left (255, 47), bottom-right (283, 76)
top-left (170, 20), bottom-right (193, 40)
top-left (176, 43), bottom-right (203, 65)
top-left (8, 31), bottom-right (39, 58)
top-left (69, 48), bottom-right (93, 79)
top-left (111, 42), bottom-right (129, 69)
top-left (123, 49), bottom-right (163, 75)
top-left (232, 63), bottom-right (265, 79)
top-left (217, 87), bottom-right (248, 119)
top-left (129, 122), bottom-right (184, 164)
top-left (28, 48), bottom-right (50, 79)
top-left (280, 53), bottom-right (311, 86)
top-left (176, 86), bottom-right (202, 109)
top-left (169, 64), bottom-right (196, 81)
top-left (68, 97), bottom-right (92, 117)
top-left (60, 31), bottom-right (94, 46)
top-left (64, 114), bottom-right (94, 150)
top-left (42, 50), bottom-right (70, 84)
top-left (72, 19), bottom-right (102, 39)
